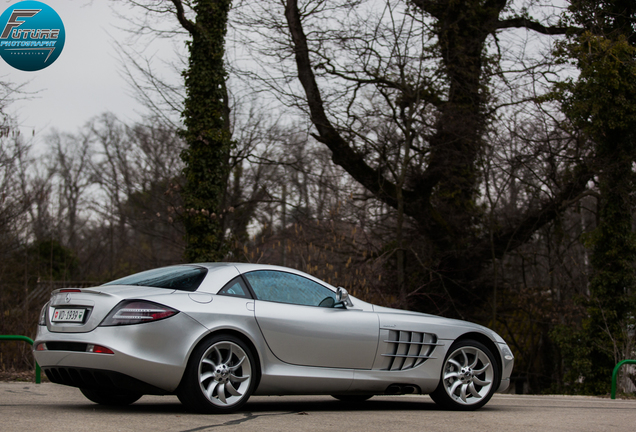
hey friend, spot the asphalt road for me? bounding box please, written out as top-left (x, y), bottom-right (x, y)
top-left (1, 382), bottom-right (635, 431)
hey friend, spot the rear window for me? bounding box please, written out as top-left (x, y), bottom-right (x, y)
top-left (103, 266), bottom-right (208, 292)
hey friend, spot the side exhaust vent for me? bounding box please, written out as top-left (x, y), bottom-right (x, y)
top-left (379, 330), bottom-right (443, 371)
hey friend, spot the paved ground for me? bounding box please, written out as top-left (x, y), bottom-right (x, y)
top-left (1, 382), bottom-right (635, 431)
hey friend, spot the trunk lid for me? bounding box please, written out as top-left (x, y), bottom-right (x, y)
top-left (45, 286), bottom-right (175, 333)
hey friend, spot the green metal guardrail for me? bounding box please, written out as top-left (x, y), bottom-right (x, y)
top-left (611, 359), bottom-right (636, 399)
top-left (0, 335), bottom-right (41, 384)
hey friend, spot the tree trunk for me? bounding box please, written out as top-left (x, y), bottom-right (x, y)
top-left (174, 0), bottom-right (234, 262)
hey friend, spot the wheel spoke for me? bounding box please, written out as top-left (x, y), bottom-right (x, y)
top-left (449, 380), bottom-right (462, 397)
top-left (225, 382), bottom-right (242, 397)
top-left (223, 344), bottom-right (233, 364)
top-left (444, 371), bottom-right (459, 380)
top-left (202, 358), bottom-right (216, 367)
top-left (460, 383), bottom-right (468, 403)
top-left (230, 373), bottom-right (249, 383)
top-left (217, 381), bottom-right (227, 404)
top-left (473, 362), bottom-right (490, 374)
top-left (448, 358), bottom-right (462, 370)
top-left (468, 353), bottom-right (479, 369)
top-left (229, 355), bottom-right (245, 371)
top-left (468, 383), bottom-right (481, 399)
top-left (461, 349), bottom-right (469, 367)
top-left (206, 381), bottom-right (219, 399)
top-left (473, 376), bottom-right (490, 386)
top-left (214, 346), bottom-right (223, 365)
top-left (200, 371), bottom-right (215, 383)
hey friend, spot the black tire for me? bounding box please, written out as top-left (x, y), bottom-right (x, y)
top-left (177, 334), bottom-right (257, 414)
top-left (429, 339), bottom-right (500, 411)
top-left (331, 395), bottom-right (373, 402)
top-left (80, 388), bottom-right (142, 406)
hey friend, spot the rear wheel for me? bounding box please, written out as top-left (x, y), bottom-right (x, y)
top-left (430, 339), bottom-right (499, 411)
top-left (80, 388), bottom-right (142, 406)
top-left (178, 334), bottom-right (257, 413)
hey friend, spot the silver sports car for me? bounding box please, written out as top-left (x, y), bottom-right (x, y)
top-left (34, 263), bottom-right (514, 412)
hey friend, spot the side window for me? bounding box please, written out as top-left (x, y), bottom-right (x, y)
top-left (244, 271), bottom-right (336, 307)
top-left (218, 277), bottom-right (251, 299)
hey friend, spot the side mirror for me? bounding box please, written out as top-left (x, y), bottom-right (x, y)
top-left (335, 287), bottom-right (353, 308)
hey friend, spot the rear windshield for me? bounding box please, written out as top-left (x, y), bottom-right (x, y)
top-left (103, 265), bottom-right (208, 292)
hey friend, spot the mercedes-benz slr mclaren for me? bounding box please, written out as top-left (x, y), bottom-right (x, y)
top-left (34, 263), bottom-right (514, 412)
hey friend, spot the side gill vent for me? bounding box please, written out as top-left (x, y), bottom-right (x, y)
top-left (381, 330), bottom-right (442, 371)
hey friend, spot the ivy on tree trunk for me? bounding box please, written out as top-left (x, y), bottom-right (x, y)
top-left (554, 0), bottom-right (636, 394)
top-left (172, 0), bottom-right (233, 262)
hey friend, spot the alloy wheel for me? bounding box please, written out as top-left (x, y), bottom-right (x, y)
top-left (441, 345), bottom-right (494, 405)
top-left (198, 340), bottom-right (252, 407)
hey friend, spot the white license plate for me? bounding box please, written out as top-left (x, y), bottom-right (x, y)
top-left (52, 308), bottom-right (86, 323)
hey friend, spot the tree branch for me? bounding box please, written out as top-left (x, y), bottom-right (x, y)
top-left (285, 0), bottom-right (412, 211)
top-left (170, 0), bottom-right (196, 35)
top-left (479, 163), bottom-right (594, 261)
top-left (496, 17), bottom-right (570, 35)
top-left (409, 0), bottom-right (444, 19)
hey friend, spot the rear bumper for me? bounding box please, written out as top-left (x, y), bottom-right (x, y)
top-left (34, 313), bottom-right (208, 392)
top-left (43, 366), bottom-right (168, 395)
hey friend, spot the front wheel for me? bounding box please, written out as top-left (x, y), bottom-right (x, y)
top-left (430, 339), bottom-right (499, 410)
top-left (177, 334), bottom-right (257, 414)
top-left (80, 388), bottom-right (142, 406)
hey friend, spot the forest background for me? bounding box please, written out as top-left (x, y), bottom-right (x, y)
top-left (1, 0), bottom-right (635, 396)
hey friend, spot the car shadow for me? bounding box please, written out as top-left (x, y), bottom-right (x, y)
top-left (67, 395), bottom-right (490, 415)
top-left (244, 397), bottom-right (441, 413)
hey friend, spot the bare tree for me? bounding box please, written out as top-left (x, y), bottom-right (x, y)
top-left (228, 0), bottom-right (592, 313)
top-left (47, 130), bottom-right (94, 252)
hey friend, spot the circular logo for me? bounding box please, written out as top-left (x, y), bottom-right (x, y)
top-left (0, 1), bottom-right (65, 71)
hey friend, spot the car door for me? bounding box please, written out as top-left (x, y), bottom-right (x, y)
top-left (245, 270), bottom-right (379, 369)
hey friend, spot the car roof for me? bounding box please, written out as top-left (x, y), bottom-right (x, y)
top-left (195, 262), bottom-right (304, 273)
top-left (194, 262), bottom-right (338, 291)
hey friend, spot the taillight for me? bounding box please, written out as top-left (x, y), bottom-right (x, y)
top-left (100, 300), bottom-right (178, 326)
top-left (38, 303), bottom-right (48, 326)
top-left (87, 344), bottom-right (114, 354)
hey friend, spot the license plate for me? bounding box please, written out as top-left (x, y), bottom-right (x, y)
top-left (52, 308), bottom-right (86, 323)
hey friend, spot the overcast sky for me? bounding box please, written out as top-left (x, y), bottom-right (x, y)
top-left (1, 0), bottom-right (180, 140)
